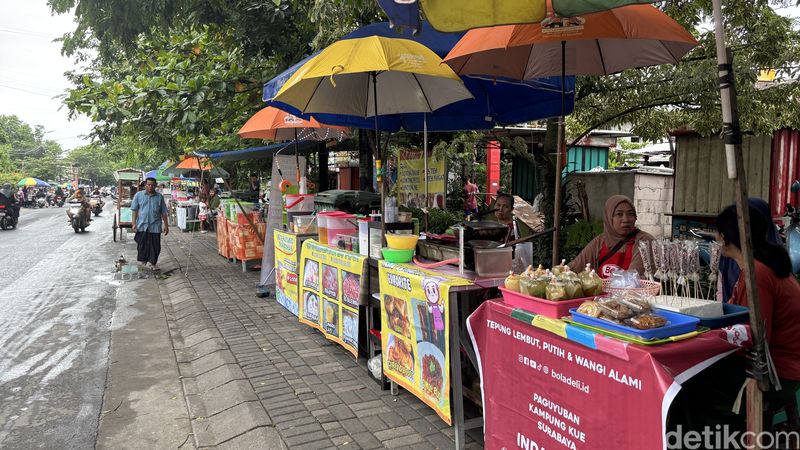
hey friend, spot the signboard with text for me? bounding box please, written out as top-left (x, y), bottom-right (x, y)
top-left (379, 262), bottom-right (471, 425)
top-left (467, 301), bottom-right (744, 450)
top-left (396, 148), bottom-right (446, 209)
top-left (274, 230), bottom-right (301, 316)
top-left (298, 240), bottom-right (367, 357)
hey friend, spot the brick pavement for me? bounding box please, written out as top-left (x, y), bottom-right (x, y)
top-left (156, 230), bottom-right (483, 449)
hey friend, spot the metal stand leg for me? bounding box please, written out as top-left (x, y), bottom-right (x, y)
top-left (450, 292), bottom-right (466, 450)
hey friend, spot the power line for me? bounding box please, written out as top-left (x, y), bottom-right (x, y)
top-left (0, 84), bottom-right (61, 97)
top-left (0, 26), bottom-right (58, 40)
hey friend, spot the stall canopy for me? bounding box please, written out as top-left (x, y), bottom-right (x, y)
top-left (194, 140), bottom-right (320, 162)
top-left (263, 21), bottom-right (574, 132)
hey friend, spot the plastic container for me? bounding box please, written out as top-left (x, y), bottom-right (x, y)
top-left (648, 295), bottom-right (724, 318)
top-left (381, 247), bottom-right (414, 263)
top-left (285, 194), bottom-right (315, 224)
top-left (326, 213), bottom-right (357, 246)
top-left (358, 218), bottom-right (370, 256)
top-left (472, 247), bottom-right (513, 278)
top-left (293, 215), bottom-right (317, 234)
top-left (696, 303), bottom-right (750, 328)
top-left (570, 308), bottom-right (700, 340)
top-left (499, 286), bottom-right (596, 319)
top-left (385, 234), bottom-right (418, 250)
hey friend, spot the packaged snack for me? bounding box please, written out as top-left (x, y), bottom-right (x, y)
top-left (551, 259), bottom-right (568, 277)
top-left (626, 313), bottom-right (668, 330)
top-left (558, 268), bottom-right (584, 299)
top-left (545, 278), bottom-right (567, 301)
top-left (617, 293), bottom-right (652, 313)
top-left (578, 264), bottom-right (603, 296)
top-left (505, 272), bottom-right (521, 292)
top-left (576, 301), bottom-right (601, 318)
top-left (595, 299), bottom-right (634, 320)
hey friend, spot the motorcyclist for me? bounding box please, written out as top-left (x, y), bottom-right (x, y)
top-left (67, 188), bottom-right (91, 223)
top-left (0, 183), bottom-right (20, 220)
top-left (35, 189), bottom-right (48, 208)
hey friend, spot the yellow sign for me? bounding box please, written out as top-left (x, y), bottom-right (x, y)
top-left (298, 240), bottom-right (367, 357)
top-left (274, 230), bottom-right (300, 316)
top-left (378, 262), bottom-right (471, 425)
top-left (397, 148), bottom-right (446, 209)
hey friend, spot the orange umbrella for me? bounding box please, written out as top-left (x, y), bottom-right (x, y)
top-left (444, 4), bottom-right (698, 79)
top-left (238, 107), bottom-right (351, 141)
top-left (443, 4), bottom-right (697, 266)
top-left (238, 106), bottom-right (351, 193)
top-left (174, 157), bottom-right (213, 171)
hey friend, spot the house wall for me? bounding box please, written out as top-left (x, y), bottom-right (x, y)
top-left (633, 173), bottom-right (673, 238)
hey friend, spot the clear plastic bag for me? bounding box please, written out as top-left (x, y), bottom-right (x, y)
top-left (368, 355), bottom-right (382, 380)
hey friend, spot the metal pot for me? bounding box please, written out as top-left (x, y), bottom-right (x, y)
top-left (458, 221), bottom-right (509, 242)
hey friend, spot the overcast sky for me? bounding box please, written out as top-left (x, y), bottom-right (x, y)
top-left (0, 2), bottom-right (797, 154)
top-left (0, 1), bottom-right (92, 151)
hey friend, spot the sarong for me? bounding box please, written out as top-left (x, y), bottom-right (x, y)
top-left (134, 231), bottom-right (161, 264)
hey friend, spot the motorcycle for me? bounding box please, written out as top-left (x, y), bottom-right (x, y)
top-left (36, 197), bottom-right (47, 209)
top-left (89, 195), bottom-right (104, 216)
top-left (0, 204), bottom-right (18, 230)
top-left (53, 195), bottom-right (64, 207)
top-left (68, 200), bottom-right (89, 233)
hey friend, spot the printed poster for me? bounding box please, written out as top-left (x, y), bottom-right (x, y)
top-left (298, 240), bottom-right (367, 357)
top-left (274, 230), bottom-right (301, 316)
top-left (396, 148), bottom-right (446, 209)
top-left (378, 261), bottom-right (471, 425)
top-left (466, 301), bottom-right (746, 450)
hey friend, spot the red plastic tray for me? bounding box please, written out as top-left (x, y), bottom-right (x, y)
top-left (499, 286), bottom-right (602, 319)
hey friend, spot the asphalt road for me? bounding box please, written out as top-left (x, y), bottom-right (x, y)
top-left (0, 200), bottom-right (123, 449)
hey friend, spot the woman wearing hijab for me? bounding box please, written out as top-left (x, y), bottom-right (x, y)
top-left (568, 195), bottom-right (655, 277)
top-left (718, 198), bottom-right (783, 302)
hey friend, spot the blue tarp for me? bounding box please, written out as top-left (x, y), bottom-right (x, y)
top-left (194, 141), bottom-right (320, 162)
top-left (262, 22), bottom-right (575, 133)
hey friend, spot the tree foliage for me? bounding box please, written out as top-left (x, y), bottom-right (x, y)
top-left (0, 115), bottom-right (65, 183)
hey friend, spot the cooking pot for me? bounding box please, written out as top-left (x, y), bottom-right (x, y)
top-left (457, 221), bottom-right (509, 242)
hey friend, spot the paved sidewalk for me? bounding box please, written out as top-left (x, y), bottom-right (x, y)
top-left (156, 230), bottom-right (483, 449)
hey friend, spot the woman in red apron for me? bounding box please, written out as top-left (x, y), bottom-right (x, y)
top-left (568, 195), bottom-right (655, 278)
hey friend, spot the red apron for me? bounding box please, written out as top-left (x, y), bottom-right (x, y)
top-left (597, 239), bottom-right (635, 278)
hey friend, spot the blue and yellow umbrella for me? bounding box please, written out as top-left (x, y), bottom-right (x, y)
top-left (17, 177), bottom-right (51, 187)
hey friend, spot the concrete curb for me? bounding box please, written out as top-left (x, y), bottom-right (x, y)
top-left (155, 244), bottom-right (287, 449)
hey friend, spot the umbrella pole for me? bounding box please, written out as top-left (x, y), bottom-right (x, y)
top-left (552, 40), bottom-right (566, 267)
top-left (373, 72), bottom-right (385, 243)
top-left (424, 113), bottom-right (429, 231)
top-left (712, 0), bottom-right (769, 445)
top-left (294, 128), bottom-right (305, 194)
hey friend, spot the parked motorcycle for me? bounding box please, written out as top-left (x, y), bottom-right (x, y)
top-left (0, 204), bottom-right (18, 230)
top-left (68, 200), bottom-right (89, 233)
top-left (89, 195), bottom-right (104, 216)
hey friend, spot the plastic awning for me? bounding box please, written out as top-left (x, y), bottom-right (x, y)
top-left (194, 140), bottom-right (320, 162)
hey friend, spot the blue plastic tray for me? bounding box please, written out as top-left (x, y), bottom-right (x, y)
top-left (569, 308), bottom-right (700, 340)
top-left (697, 303), bottom-right (749, 329)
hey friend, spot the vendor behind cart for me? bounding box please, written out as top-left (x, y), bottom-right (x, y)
top-left (568, 195), bottom-right (654, 278)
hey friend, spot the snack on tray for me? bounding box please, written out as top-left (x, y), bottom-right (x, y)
top-left (551, 259), bottom-right (568, 277)
top-left (576, 301), bottom-right (601, 318)
top-left (617, 293), bottom-right (653, 313)
top-left (625, 313), bottom-right (668, 330)
top-left (596, 299), bottom-right (634, 320)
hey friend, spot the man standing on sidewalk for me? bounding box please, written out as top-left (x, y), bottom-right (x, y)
top-left (131, 177), bottom-right (170, 270)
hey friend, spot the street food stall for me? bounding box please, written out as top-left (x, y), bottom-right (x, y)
top-left (112, 168), bottom-right (143, 242)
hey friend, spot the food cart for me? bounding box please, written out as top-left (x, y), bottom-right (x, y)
top-left (113, 168), bottom-right (143, 242)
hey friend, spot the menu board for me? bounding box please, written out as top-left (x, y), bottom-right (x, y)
top-left (298, 240), bottom-right (367, 357)
top-left (274, 230), bottom-right (301, 316)
top-left (378, 262), bottom-right (471, 425)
